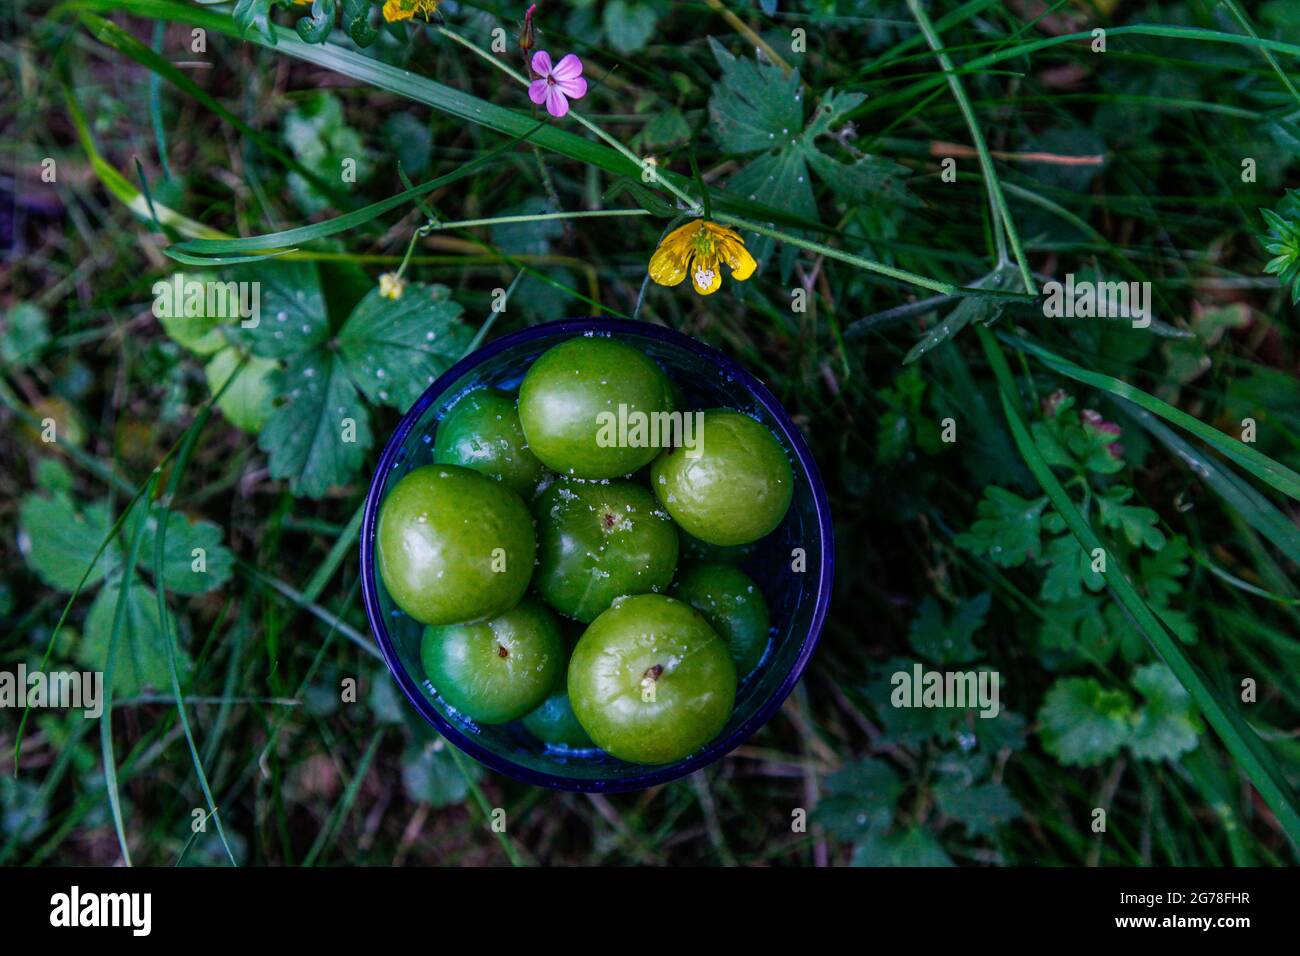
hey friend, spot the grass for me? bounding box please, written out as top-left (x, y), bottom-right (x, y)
top-left (1, 0), bottom-right (1298, 866)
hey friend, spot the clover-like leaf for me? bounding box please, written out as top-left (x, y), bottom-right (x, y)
top-left (1038, 676), bottom-right (1132, 767)
top-left (1129, 663), bottom-right (1202, 761)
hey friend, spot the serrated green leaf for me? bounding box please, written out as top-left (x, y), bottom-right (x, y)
top-left (232, 259), bottom-right (330, 358)
top-left (81, 579), bottom-right (189, 696)
top-left (1041, 533), bottom-right (1105, 601)
top-left (908, 593), bottom-right (988, 665)
top-left (933, 780), bottom-right (1022, 836)
top-left (725, 148), bottom-right (816, 269)
top-left (128, 505), bottom-right (234, 596)
top-left (850, 827), bottom-right (953, 867)
top-left (1038, 676), bottom-right (1132, 767)
top-left (1130, 663), bottom-right (1202, 761)
top-left (804, 89), bottom-right (866, 139)
top-left (707, 37), bottom-right (803, 155)
top-left (1097, 486), bottom-right (1166, 551)
top-left (18, 492), bottom-right (120, 592)
top-left (812, 757), bottom-right (902, 839)
top-left (955, 487), bottom-right (1048, 567)
top-left (259, 349), bottom-right (372, 498)
top-left (337, 285), bottom-right (470, 411)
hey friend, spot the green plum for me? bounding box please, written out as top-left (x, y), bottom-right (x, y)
top-left (650, 409), bottom-right (793, 546)
top-left (518, 336), bottom-right (674, 479)
top-left (432, 387), bottom-right (548, 497)
top-left (534, 479), bottom-right (678, 622)
top-left (376, 465), bottom-right (535, 625)
top-left (672, 562), bottom-right (770, 676)
top-left (523, 689), bottom-right (595, 749)
top-left (421, 598), bottom-right (564, 724)
top-left (568, 594), bottom-right (736, 765)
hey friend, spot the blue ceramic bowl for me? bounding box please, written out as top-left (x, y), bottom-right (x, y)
top-left (360, 319), bottom-right (834, 792)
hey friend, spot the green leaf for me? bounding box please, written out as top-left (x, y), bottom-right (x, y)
top-left (337, 285), bottom-right (471, 411)
top-left (204, 347), bottom-right (277, 433)
top-left (602, 0), bottom-right (659, 54)
top-left (154, 272), bottom-right (234, 356)
top-left (907, 593), bottom-right (988, 665)
top-left (401, 742), bottom-right (476, 808)
top-left (81, 579), bottom-right (189, 696)
top-left (259, 350), bottom-right (372, 498)
top-left (340, 0), bottom-right (376, 47)
top-left (294, 0), bottom-right (335, 43)
top-left (232, 0), bottom-right (275, 45)
top-left (1129, 663), bottom-right (1203, 761)
top-left (233, 259), bottom-right (330, 358)
top-left (1, 302), bottom-right (51, 367)
top-left (1097, 486), bottom-right (1166, 551)
top-left (35, 458), bottom-right (74, 495)
top-left (18, 492), bottom-right (120, 592)
top-left (725, 147), bottom-right (816, 269)
top-left (1038, 676), bottom-right (1132, 767)
top-left (850, 827), bottom-right (953, 867)
top-left (1010, 334), bottom-right (1300, 500)
top-left (283, 91), bottom-right (370, 213)
top-left (1041, 533), bottom-right (1105, 601)
top-left (933, 780), bottom-right (1022, 837)
top-left (954, 487), bottom-right (1048, 567)
top-left (130, 505), bottom-right (234, 596)
top-left (804, 89), bottom-right (865, 138)
top-left (636, 108), bottom-right (690, 151)
top-left (904, 265), bottom-right (1016, 364)
top-left (707, 37), bottom-right (803, 155)
top-left (812, 757), bottom-right (902, 840)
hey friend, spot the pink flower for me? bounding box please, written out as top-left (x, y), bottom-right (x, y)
top-left (528, 50), bottom-right (587, 118)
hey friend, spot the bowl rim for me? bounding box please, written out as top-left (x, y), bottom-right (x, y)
top-left (360, 318), bottom-right (835, 793)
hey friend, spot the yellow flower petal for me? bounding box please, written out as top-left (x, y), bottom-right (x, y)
top-left (704, 221), bottom-right (745, 246)
top-left (660, 220), bottom-right (701, 248)
top-left (648, 221), bottom-right (700, 286)
top-left (383, 0), bottom-right (414, 20)
top-left (718, 235), bottom-right (757, 282)
top-left (649, 242), bottom-right (689, 286)
top-left (690, 256), bottom-right (723, 295)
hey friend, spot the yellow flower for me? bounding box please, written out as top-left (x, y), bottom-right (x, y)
top-left (382, 0), bottom-right (440, 22)
top-left (378, 273), bottom-right (407, 300)
top-left (648, 219), bottom-right (756, 295)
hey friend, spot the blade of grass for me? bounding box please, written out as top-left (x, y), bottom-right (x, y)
top-left (301, 728), bottom-right (384, 866)
top-left (100, 472), bottom-right (159, 866)
top-left (153, 395), bottom-right (238, 866)
top-left (1120, 401), bottom-right (1300, 568)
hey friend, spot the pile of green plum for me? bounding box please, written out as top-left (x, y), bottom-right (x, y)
top-left (376, 335), bottom-right (793, 765)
